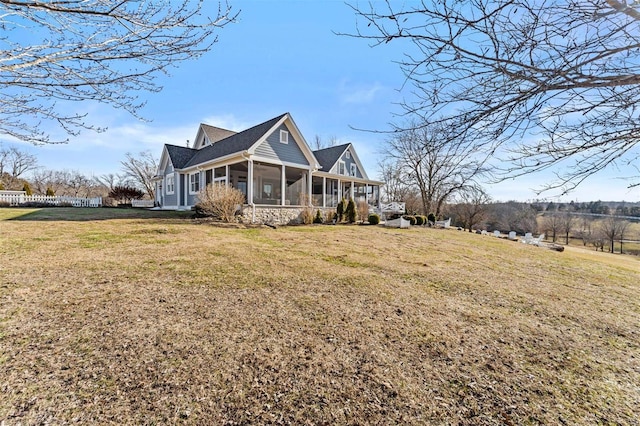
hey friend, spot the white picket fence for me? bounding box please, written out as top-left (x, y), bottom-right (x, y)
top-left (0, 191), bottom-right (102, 207)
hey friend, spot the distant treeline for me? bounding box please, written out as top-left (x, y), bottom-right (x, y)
top-left (530, 200), bottom-right (640, 217)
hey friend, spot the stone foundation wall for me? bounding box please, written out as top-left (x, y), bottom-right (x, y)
top-left (239, 206), bottom-right (336, 225)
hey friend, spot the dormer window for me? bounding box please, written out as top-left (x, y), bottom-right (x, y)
top-left (345, 150), bottom-right (351, 160)
top-left (280, 130), bottom-right (289, 144)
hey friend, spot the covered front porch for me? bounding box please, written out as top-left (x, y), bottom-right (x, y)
top-left (310, 172), bottom-right (381, 210)
top-left (181, 160), bottom-right (381, 209)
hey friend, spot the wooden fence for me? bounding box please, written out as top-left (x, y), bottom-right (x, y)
top-left (0, 191), bottom-right (102, 207)
top-left (379, 201), bottom-right (406, 215)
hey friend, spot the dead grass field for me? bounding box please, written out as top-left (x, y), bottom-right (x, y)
top-left (1, 208), bottom-right (639, 425)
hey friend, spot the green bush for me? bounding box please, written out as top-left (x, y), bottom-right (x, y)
top-left (368, 213), bottom-right (380, 225)
top-left (22, 182), bottom-right (33, 196)
top-left (336, 198), bottom-right (346, 222)
top-left (428, 213), bottom-right (436, 223)
top-left (313, 209), bottom-right (323, 224)
top-left (415, 215), bottom-right (424, 226)
top-left (346, 199), bottom-right (357, 223)
top-left (46, 187), bottom-right (55, 196)
top-left (403, 215), bottom-right (417, 225)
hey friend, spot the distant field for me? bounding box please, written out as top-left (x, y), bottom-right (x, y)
top-left (539, 216), bottom-right (640, 255)
top-left (1, 208), bottom-right (639, 424)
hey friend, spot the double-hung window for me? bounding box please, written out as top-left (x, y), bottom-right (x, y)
top-left (189, 173), bottom-right (200, 194)
top-left (350, 163), bottom-right (357, 177)
top-left (165, 175), bottom-right (175, 194)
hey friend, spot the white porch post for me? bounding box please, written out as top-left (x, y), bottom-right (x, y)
top-left (307, 168), bottom-right (313, 206)
top-left (322, 177), bottom-right (326, 208)
top-left (337, 178), bottom-right (342, 200)
top-left (225, 165), bottom-right (229, 186)
top-left (350, 181), bottom-right (355, 200)
top-left (183, 173), bottom-right (188, 207)
top-left (248, 160), bottom-right (254, 204)
top-left (365, 184), bottom-right (369, 203)
top-left (175, 173), bottom-right (180, 208)
top-left (281, 165), bottom-right (286, 206)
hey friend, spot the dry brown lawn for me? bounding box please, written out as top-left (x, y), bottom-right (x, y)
top-left (1, 208), bottom-right (639, 425)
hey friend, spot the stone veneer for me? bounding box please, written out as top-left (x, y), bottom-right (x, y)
top-left (239, 206), bottom-right (335, 225)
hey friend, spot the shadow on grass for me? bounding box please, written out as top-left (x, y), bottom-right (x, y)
top-left (1, 207), bottom-right (194, 222)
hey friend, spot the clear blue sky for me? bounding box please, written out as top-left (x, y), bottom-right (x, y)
top-left (3, 0), bottom-right (639, 202)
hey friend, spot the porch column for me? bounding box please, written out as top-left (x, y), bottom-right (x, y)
top-left (175, 173), bottom-right (180, 207)
top-left (350, 182), bottom-right (355, 200)
top-left (225, 165), bottom-right (229, 186)
top-left (365, 184), bottom-right (369, 203)
top-left (248, 160), bottom-right (254, 204)
top-left (307, 167), bottom-right (313, 206)
top-left (183, 173), bottom-right (188, 207)
top-left (281, 165), bottom-right (286, 206)
top-left (322, 177), bottom-right (326, 208)
top-left (337, 178), bottom-right (342, 200)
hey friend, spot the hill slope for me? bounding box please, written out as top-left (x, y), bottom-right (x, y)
top-left (1, 209), bottom-right (639, 424)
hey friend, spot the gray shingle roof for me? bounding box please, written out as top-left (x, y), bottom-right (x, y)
top-left (200, 124), bottom-right (236, 144)
top-left (166, 144), bottom-right (197, 169)
top-left (312, 143), bottom-right (350, 171)
top-left (183, 113), bottom-right (288, 168)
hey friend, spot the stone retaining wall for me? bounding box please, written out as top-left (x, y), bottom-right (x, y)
top-left (239, 206), bottom-right (335, 225)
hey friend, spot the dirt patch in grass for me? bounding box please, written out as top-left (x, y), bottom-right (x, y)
top-left (1, 215), bottom-right (639, 424)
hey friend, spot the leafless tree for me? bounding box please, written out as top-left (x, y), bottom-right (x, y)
top-left (485, 202), bottom-right (539, 235)
top-left (599, 215), bottom-right (630, 253)
top-left (0, 1), bottom-right (237, 144)
top-left (0, 144), bottom-right (38, 189)
top-left (560, 211), bottom-right (575, 245)
top-left (382, 120), bottom-right (486, 217)
top-left (347, 0), bottom-right (640, 193)
top-left (578, 216), bottom-right (594, 246)
top-left (31, 168), bottom-right (103, 197)
top-left (312, 135), bottom-right (339, 151)
top-left (94, 173), bottom-right (128, 192)
top-left (120, 151), bottom-right (158, 199)
top-left (66, 171), bottom-right (95, 197)
top-left (448, 185), bottom-right (491, 232)
top-left (378, 159), bottom-right (411, 203)
top-left (542, 213), bottom-right (562, 243)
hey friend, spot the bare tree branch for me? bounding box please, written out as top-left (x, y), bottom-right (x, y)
top-left (345, 0), bottom-right (640, 194)
top-left (0, 1), bottom-right (237, 144)
top-left (381, 118), bottom-right (488, 217)
top-left (120, 150), bottom-right (158, 199)
top-left (0, 143), bottom-right (38, 188)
